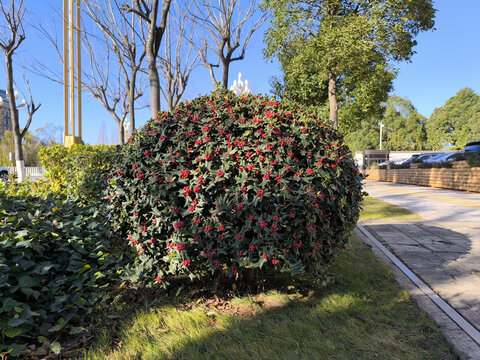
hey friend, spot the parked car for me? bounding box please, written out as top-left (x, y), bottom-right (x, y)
top-left (462, 140), bottom-right (480, 154)
top-left (378, 160), bottom-right (395, 167)
top-left (412, 153), bottom-right (440, 163)
top-left (396, 154), bottom-right (420, 165)
top-left (423, 152), bottom-right (457, 164)
top-left (0, 166), bottom-right (9, 181)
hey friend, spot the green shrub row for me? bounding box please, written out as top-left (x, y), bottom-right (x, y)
top-left (38, 144), bottom-right (119, 201)
top-left (415, 161), bottom-right (453, 169)
top-left (463, 152), bottom-right (480, 167)
top-left (379, 163), bottom-right (410, 170)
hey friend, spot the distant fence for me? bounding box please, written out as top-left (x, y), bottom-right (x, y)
top-left (9, 167), bottom-right (46, 176)
top-left (364, 161), bottom-right (480, 193)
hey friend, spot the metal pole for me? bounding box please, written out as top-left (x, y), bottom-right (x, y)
top-left (379, 122), bottom-right (383, 150)
top-left (63, 0), bottom-right (69, 137)
top-left (76, 0), bottom-right (82, 139)
top-left (69, 0), bottom-right (75, 138)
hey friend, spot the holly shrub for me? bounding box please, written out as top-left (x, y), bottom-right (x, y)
top-left (107, 89), bottom-right (363, 287)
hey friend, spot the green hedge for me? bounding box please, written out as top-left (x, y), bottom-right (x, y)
top-left (38, 144), bottom-right (119, 201)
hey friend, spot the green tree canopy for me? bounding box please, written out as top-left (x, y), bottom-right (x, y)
top-left (343, 95), bottom-right (426, 152)
top-left (262, 0), bottom-right (435, 131)
top-left (382, 95), bottom-right (426, 151)
top-left (343, 120), bottom-right (379, 153)
top-left (426, 88), bottom-right (480, 150)
top-left (0, 130), bottom-right (42, 167)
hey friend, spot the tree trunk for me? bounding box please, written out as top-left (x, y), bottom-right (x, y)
top-left (148, 51), bottom-right (161, 117)
top-left (328, 70), bottom-right (338, 129)
top-left (5, 53), bottom-right (26, 182)
top-left (128, 73), bottom-right (136, 138)
top-left (118, 123), bottom-right (125, 144)
top-left (146, 0), bottom-right (161, 118)
top-left (222, 59), bottom-right (229, 88)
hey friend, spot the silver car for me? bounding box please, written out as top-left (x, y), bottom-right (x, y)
top-left (0, 166), bottom-right (9, 181)
top-left (423, 152), bottom-right (457, 164)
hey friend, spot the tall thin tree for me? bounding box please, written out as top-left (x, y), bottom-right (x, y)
top-left (83, 0), bottom-right (147, 138)
top-left (122, 0), bottom-right (172, 117)
top-left (0, 0), bottom-right (41, 181)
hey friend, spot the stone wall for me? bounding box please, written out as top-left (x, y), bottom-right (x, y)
top-left (364, 162), bottom-right (480, 193)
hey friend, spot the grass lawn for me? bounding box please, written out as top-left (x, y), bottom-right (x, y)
top-left (360, 196), bottom-right (422, 220)
top-left (80, 197), bottom-right (454, 360)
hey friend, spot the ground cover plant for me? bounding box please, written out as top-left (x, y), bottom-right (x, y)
top-left (107, 89), bottom-right (364, 288)
top-left (0, 181), bottom-right (125, 358)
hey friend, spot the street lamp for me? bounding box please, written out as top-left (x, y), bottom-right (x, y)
top-left (379, 121), bottom-right (385, 150)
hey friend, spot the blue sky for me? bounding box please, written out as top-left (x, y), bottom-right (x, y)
top-left (1, 0), bottom-right (479, 145)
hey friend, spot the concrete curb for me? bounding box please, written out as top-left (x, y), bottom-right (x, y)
top-left (355, 227), bottom-right (480, 360)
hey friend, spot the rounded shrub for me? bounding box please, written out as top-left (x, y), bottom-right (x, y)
top-left (107, 89), bottom-right (363, 287)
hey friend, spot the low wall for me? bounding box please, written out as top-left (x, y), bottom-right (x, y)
top-left (364, 162), bottom-right (480, 193)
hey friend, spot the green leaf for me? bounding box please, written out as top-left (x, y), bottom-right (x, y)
top-left (78, 264), bottom-right (91, 275)
top-left (18, 275), bottom-right (40, 288)
top-left (38, 336), bottom-right (48, 343)
top-left (8, 317), bottom-right (26, 327)
top-left (48, 317), bottom-right (66, 332)
top-left (51, 341), bottom-right (61, 355)
top-left (5, 343), bottom-right (27, 357)
top-left (0, 298), bottom-right (23, 312)
top-left (15, 239), bottom-right (32, 247)
top-left (5, 327), bottom-right (23, 338)
top-left (77, 297), bottom-right (86, 306)
top-left (93, 271), bottom-right (105, 279)
top-left (15, 230), bottom-right (29, 239)
top-left (69, 326), bottom-right (84, 335)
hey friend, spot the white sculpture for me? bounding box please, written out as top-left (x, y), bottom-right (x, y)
top-left (230, 72), bottom-right (251, 95)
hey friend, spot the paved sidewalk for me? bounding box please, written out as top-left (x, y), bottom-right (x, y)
top-left (361, 181), bottom-right (480, 358)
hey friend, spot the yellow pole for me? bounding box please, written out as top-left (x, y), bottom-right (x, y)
top-left (76, 0), bottom-right (82, 139)
top-left (69, 0), bottom-right (75, 138)
top-left (63, 0), bottom-right (69, 137)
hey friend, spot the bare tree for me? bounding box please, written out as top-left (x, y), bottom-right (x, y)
top-left (190, 0), bottom-right (267, 88)
top-left (158, 1), bottom-right (199, 109)
top-left (35, 122), bottom-right (63, 145)
top-left (0, 0), bottom-right (41, 181)
top-left (82, 35), bottom-right (131, 144)
top-left (122, 0), bottom-right (172, 117)
top-left (32, 2), bottom-right (147, 143)
top-left (83, 0), bottom-right (147, 138)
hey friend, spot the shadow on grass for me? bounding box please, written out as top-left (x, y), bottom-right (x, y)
top-left (82, 237), bottom-right (457, 360)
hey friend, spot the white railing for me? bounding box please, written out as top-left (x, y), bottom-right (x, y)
top-left (9, 167), bottom-right (46, 176)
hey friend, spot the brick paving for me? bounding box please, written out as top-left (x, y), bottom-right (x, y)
top-left (362, 181), bottom-right (480, 358)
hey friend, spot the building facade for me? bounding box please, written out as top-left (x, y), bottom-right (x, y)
top-left (0, 90), bottom-right (11, 137)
